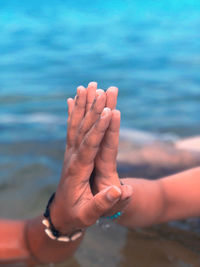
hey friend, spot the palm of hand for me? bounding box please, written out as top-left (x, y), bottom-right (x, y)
top-left (65, 82), bottom-right (132, 223)
top-left (52, 87), bottom-right (123, 234)
top-left (94, 158), bottom-right (120, 190)
top-left (68, 82), bottom-right (131, 215)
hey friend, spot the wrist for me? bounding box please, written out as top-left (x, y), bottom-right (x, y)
top-left (43, 193), bottom-right (84, 242)
top-left (49, 193), bottom-right (75, 235)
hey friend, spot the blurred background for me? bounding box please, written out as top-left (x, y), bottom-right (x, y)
top-left (0, 0), bottom-right (200, 266)
top-left (1, 0), bottom-right (200, 142)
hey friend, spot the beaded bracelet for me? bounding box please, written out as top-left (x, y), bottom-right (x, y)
top-left (43, 193), bottom-right (83, 242)
top-left (104, 211), bottom-right (122, 220)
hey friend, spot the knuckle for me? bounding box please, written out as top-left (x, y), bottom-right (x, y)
top-left (95, 123), bottom-right (106, 134)
top-left (75, 98), bottom-right (85, 109)
top-left (68, 164), bottom-right (76, 176)
top-left (92, 106), bottom-right (102, 116)
top-left (67, 134), bottom-right (75, 146)
top-left (108, 127), bottom-right (118, 134)
top-left (83, 136), bottom-right (99, 149)
top-left (69, 120), bottom-right (77, 130)
top-left (98, 153), bottom-right (108, 164)
top-left (78, 125), bottom-right (86, 136)
top-left (75, 150), bottom-right (90, 166)
top-left (78, 118), bottom-right (92, 137)
top-left (78, 103), bottom-right (86, 110)
top-left (103, 139), bottom-right (116, 150)
top-left (68, 156), bottom-right (79, 175)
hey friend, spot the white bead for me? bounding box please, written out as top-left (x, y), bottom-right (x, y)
top-left (42, 219), bottom-right (50, 228)
top-left (45, 229), bottom-right (56, 240)
top-left (70, 231), bottom-right (83, 241)
top-left (57, 236), bottom-right (70, 242)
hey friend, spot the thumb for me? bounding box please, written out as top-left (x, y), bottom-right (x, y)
top-left (102, 184), bottom-right (133, 217)
top-left (83, 186), bottom-right (121, 225)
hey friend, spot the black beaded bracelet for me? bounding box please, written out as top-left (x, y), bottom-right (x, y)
top-left (43, 192), bottom-right (83, 242)
top-left (43, 192), bottom-right (60, 237)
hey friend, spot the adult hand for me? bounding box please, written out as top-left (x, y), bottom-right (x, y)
top-left (68, 82), bottom-right (133, 216)
top-left (50, 86), bottom-right (122, 235)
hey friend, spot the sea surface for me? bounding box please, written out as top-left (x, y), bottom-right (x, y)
top-left (0, 1), bottom-right (200, 266)
top-left (0, 0), bottom-right (200, 142)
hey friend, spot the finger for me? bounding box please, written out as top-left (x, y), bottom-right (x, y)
top-left (100, 184), bottom-right (133, 217)
top-left (77, 107), bottom-right (112, 166)
top-left (67, 86), bottom-right (87, 146)
top-left (98, 109), bottom-right (121, 163)
top-left (67, 98), bottom-right (75, 117)
top-left (75, 90), bottom-right (106, 147)
top-left (96, 89), bottom-right (104, 97)
top-left (86, 82), bottom-right (97, 112)
top-left (106, 86), bottom-right (118, 110)
top-left (83, 186), bottom-right (121, 224)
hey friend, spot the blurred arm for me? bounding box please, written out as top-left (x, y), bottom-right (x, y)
top-left (118, 167), bottom-right (200, 228)
top-left (0, 216), bottom-right (82, 265)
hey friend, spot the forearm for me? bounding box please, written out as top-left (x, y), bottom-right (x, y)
top-left (0, 216), bottom-right (83, 265)
top-left (118, 167), bottom-right (200, 228)
top-left (0, 220), bottom-right (28, 264)
top-left (118, 178), bottom-right (165, 228)
top-left (157, 167), bottom-right (200, 221)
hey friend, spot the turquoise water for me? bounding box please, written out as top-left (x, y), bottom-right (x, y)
top-left (0, 0), bottom-right (200, 141)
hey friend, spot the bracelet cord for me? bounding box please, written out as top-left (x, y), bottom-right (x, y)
top-left (43, 192), bottom-right (83, 242)
top-left (43, 192), bottom-right (61, 238)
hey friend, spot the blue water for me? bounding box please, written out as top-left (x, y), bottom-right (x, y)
top-left (0, 0), bottom-right (200, 142)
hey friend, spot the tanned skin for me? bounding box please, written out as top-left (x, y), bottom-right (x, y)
top-left (1, 82), bottom-right (200, 265)
top-left (0, 83), bottom-right (133, 265)
top-left (66, 83), bottom-right (200, 228)
top-left (118, 168), bottom-right (200, 228)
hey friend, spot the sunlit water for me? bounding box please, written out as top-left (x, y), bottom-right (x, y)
top-left (0, 0), bottom-right (200, 142)
top-left (0, 1), bottom-right (200, 266)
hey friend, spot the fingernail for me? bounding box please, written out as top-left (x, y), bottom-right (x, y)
top-left (106, 186), bottom-right (121, 202)
top-left (88, 81), bottom-right (97, 87)
top-left (101, 107), bottom-right (111, 118)
top-left (77, 86), bottom-right (85, 95)
top-left (67, 98), bottom-right (73, 103)
top-left (96, 89), bottom-right (105, 97)
top-left (108, 86), bottom-right (118, 92)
